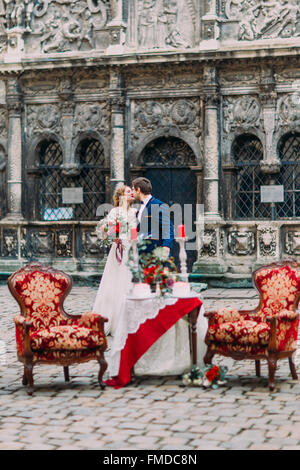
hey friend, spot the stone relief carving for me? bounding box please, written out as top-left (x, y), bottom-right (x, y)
top-left (223, 96), bottom-right (262, 134)
top-left (224, 0), bottom-right (300, 41)
top-left (56, 229), bottom-right (72, 257)
top-left (276, 93), bottom-right (300, 130)
top-left (126, 65), bottom-right (202, 91)
top-left (228, 231), bottom-right (256, 255)
top-left (285, 231), bottom-right (300, 255)
top-left (200, 229), bottom-right (217, 257)
top-left (137, 0), bottom-right (194, 49)
top-left (26, 104), bottom-right (61, 137)
top-left (1, 0), bottom-right (109, 53)
top-left (219, 67), bottom-right (259, 86)
top-left (73, 101), bottom-right (110, 136)
top-left (258, 225), bottom-right (277, 257)
top-left (0, 108), bottom-right (7, 138)
top-left (29, 230), bottom-right (54, 256)
top-left (81, 229), bottom-right (101, 256)
top-left (131, 98), bottom-right (200, 142)
top-left (2, 229), bottom-right (18, 257)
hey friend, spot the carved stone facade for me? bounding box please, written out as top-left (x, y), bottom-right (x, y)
top-left (0, 0), bottom-right (299, 279)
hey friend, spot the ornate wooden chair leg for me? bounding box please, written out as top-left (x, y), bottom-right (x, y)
top-left (25, 363), bottom-right (34, 395)
top-left (255, 360), bottom-right (261, 377)
top-left (22, 366), bottom-right (28, 386)
top-left (288, 356), bottom-right (298, 380)
top-left (204, 347), bottom-right (215, 366)
top-left (98, 353), bottom-right (108, 390)
top-left (267, 356), bottom-right (277, 391)
top-left (63, 366), bottom-right (70, 382)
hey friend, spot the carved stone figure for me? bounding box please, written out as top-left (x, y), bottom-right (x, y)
top-left (27, 104), bottom-right (61, 136)
top-left (200, 230), bottom-right (217, 257)
top-left (138, 0), bottom-right (157, 48)
top-left (285, 231), bottom-right (300, 255)
top-left (136, 101), bottom-right (163, 130)
top-left (171, 100), bottom-right (196, 126)
top-left (258, 227), bottom-right (277, 257)
top-left (225, 0), bottom-right (300, 41)
top-left (74, 103), bottom-right (103, 131)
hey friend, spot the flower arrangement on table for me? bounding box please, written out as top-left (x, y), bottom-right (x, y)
top-left (96, 213), bottom-right (134, 264)
top-left (127, 237), bottom-right (178, 296)
top-left (182, 364), bottom-right (228, 389)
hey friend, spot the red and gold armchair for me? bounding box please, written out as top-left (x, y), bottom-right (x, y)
top-left (204, 261), bottom-right (300, 391)
top-left (8, 262), bottom-right (108, 395)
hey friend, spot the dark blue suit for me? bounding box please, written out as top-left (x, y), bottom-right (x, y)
top-left (137, 196), bottom-right (174, 254)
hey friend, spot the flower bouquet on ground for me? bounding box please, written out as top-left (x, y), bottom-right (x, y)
top-left (127, 237), bottom-right (178, 296)
top-left (182, 364), bottom-right (228, 389)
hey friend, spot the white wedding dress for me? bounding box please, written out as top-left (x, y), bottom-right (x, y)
top-left (92, 206), bottom-right (137, 336)
top-left (94, 204), bottom-right (208, 377)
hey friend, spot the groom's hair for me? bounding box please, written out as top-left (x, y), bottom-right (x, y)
top-left (132, 177), bottom-right (152, 195)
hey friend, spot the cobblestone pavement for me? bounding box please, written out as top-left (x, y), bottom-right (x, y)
top-left (0, 284), bottom-right (300, 450)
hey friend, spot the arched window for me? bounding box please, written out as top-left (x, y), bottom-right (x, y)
top-left (232, 134), bottom-right (268, 219)
top-left (38, 140), bottom-right (64, 221)
top-left (74, 138), bottom-right (106, 220)
top-left (276, 133), bottom-right (300, 218)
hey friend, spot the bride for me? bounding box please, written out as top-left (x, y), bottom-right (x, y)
top-left (93, 185), bottom-right (136, 335)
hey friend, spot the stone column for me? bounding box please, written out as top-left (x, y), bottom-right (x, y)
top-left (192, 66), bottom-right (226, 275)
top-left (59, 78), bottom-right (77, 176)
top-left (106, 0), bottom-right (127, 54)
top-left (5, 77), bottom-right (23, 220)
top-left (109, 68), bottom-right (125, 196)
top-left (202, 66), bottom-right (221, 222)
top-left (201, 0), bottom-right (220, 49)
top-left (259, 67), bottom-right (280, 174)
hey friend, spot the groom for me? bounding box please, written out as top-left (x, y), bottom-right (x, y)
top-left (132, 177), bottom-right (174, 255)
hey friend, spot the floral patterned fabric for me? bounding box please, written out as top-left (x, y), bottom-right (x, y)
top-left (13, 270), bottom-right (71, 329)
top-left (206, 264), bottom-right (300, 355)
top-left (30, 325), bottom-right (106, 351)
top-left (12, 268), bottom-right (107, 361)
top-left (207, 320), bottom-right (270, 346)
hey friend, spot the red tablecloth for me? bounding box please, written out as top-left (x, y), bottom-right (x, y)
top-left (105, 297), bottom-right (202, 389)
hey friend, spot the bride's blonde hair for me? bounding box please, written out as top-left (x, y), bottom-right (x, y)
top-left (113, 185), bottom-right (133, 208)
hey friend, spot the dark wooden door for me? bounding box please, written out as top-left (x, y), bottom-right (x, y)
top-left (145, 167), bottom-right (197, 271)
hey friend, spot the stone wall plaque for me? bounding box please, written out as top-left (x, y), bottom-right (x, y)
top-left (62, 187), bottom-right (84, 204)
top-left (260, 185), bottom-right (284, 203)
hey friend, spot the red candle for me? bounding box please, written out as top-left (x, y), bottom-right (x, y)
top-left (177, 225), bottom-right (186, 238)
top-left (131, 227), bottom-right (138, 240)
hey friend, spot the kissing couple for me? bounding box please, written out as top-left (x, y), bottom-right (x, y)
top-left (93, 177), bottom-right (174, 336)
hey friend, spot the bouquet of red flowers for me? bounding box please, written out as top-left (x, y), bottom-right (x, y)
top-left (183, 364), bottom-right (228, 389)
top-left (96, 214), bottom-right (127, 264)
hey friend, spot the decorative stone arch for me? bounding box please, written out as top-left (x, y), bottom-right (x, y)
top-left (129, 127), bottom-right (202, 168)
top-left (72, 131), bottom-right (110, 169)
top-left (223, 128), bottom-right (265, 165)
top-left (26, 132), bottom-right (64, 169)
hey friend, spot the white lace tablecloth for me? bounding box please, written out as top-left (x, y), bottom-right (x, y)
top-left (107, 293), bottom-right (207, 378)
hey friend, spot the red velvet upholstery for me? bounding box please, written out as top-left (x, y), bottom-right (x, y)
top-left (204, 261), bottom-right (300, 391)
top-left (8, 263), bottom-right (108, 395)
